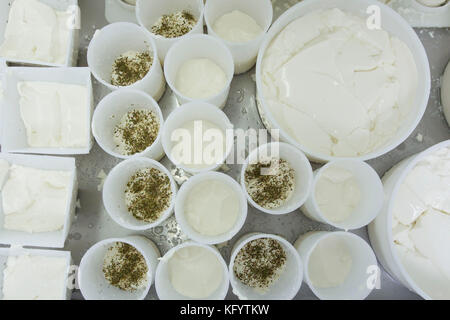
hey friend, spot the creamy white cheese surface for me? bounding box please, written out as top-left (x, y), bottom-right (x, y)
top-left (261, 8), bottom-right (418, 157)
top-left (0, 0), bottom-right (71, 64)
top-left (315, 166), bottom-right (361, 223)
top-left (392, 147), bottom-right (450, 300)
top-left (168, 246), bottom-right (223, 299)
top-left (0, 159), bottom-right (10, 190)
top-left (2, 164), bottom-right (71, 233)
top-left (2, 254), bottom-right (67, 300)
top-left (18, 81), bottom-right (88, 149)
top-left (213, 10), bottom-right (263, 43)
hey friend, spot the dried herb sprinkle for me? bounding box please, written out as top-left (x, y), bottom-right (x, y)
top-left (103, 242), bottom-right (148, 291)
top-left (151, 11), bottom-right (197, 38)
top-left (111, 50), bottom-right (153, 87)
top-left (125, 168), bottom-right (172, 223)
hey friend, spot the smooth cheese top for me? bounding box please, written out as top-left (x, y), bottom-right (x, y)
top-left (213, 10), bottom-right (263, 43)
top-left (392, 147), bottom-right (450, 300)
top-left (261, 8), bottom-right (418, 157)
top-left (0, 0), bottom-right (71, 64)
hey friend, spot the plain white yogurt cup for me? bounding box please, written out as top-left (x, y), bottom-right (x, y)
top-left (92, 89), bottom-right (165, 161)
top-left (87, 22), bottom-right (165, 101)
top-left (204, 0), bottom-right (273, 74)
top-left (301, 160), bottom-right (384, 230)
top-left (229, 233), bottom-right (303, 300)
top-left (175, 171), bottom-right (248, 244)
top-left (240, 142), bottom-right (313, 215)
top-left (294, 231), bottom-right (378, 300)
top-left (255, 0), bottom-right (431, 163)
top-left (102, 158), bottom-right (177, 230)
top-left (164, 34), bottom-right (234, 109)
top-left (161, 101), bottom-right (234, 174)
top-left (78, 236), bottom-right (160, 300)
top-left (155, 241), bottom-right (229, 300)
top-left (136, 0), bottom-right (205, 63)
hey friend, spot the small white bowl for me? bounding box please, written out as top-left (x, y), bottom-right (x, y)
top-left (301, 160), bottom-right (384, 230)
top-left (0, 153), bottom-right (77, 249)
top-left (155, 241), bottom-right (229, 300)
top-left (136, 0), bottom-right (205, 63)
top-left (175, 171), bottom-right (247, 244)
top-left (87, 22), bottom-right (166, 101)
top-left (229, 233), bottom-right (303, 300)
top-left (255, 0), bottom-right (431, 163)
top-left (240, 142), bottom-right (313, 215)
top-left (164, 34), bottom-right (234, 109)
top-left (161, 101), bottom-right (234, 174)
top-left (442, 60), bottom-right (450, 126)
top-left (0, 247), bottom-right (72, 300)
top-left (204, 0), bottom-right (273, 74)
top-left (294, 231), bottom-right (377, 300)
top-left (1, 67), bottom-right (93, 155)
top-left (105, 0), bottom-right (138, 23)
top-left (102, 158), bottom-right (177, 231)
top-left (78, 236), bottom-right (160, 300)
top-left (0, 0), bottom-right (80, 67)
top-left (92, 89), bottom-right (165, 161)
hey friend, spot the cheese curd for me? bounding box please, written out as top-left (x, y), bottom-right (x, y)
top-left (2, 254), bottom-right (68, 300)
top-left (392, 147), bottom-right (450, 300)
top-left (261, 8), bottom-right (418, 157)
top-left (213, 10), bottom-right (263, 43)
top-left (2, 165), bottom-right (72, 233)
top-left (18, 81), bottom-right (88, 149)
top-left (0, 0), bottom-right (72, 65)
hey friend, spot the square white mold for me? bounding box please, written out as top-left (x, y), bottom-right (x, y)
top-left (0, 0), bottom-right (80, 67)
top-left (0, 247), bottom-right (72, 300)
top-left (0, 66), bottom-right (93, 155)
top-left (0, 153), bottom-right (77, 248)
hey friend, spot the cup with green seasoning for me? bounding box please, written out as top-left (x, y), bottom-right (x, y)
top-left (136, 0), bottom-right (205, 63)
top-left (92, 89), bottom-right (165, 161)
top-left (87, 22), bottom-right (166, 101)
top-left (103, 158), bottom-right (178, 230)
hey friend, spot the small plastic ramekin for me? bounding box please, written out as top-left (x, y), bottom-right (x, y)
top-left (294, 231), bottom-right (378, 300)
top-left (155, 241), bottom-right (229, 300)
top-left (175, 172), bottom-right (248, 244)
top-left (105, 0), bottom-right (138, 24)
top-left (164, 34), bottom-right (234, 109)
top-left (92, 89), bottom-right (165, 161)
top-left (78, 236), bottom-right (160, 300)
top-left (240, 142), bottom-right (313, 215)
top-left (442, 60), bottom-right (450, 126)
top-left (301, 160), bottom-right (384, 230)
top-left (102, 158), bottom-right (177, 230)
top-left (87, 22), bottom-right (165, 101)
top-left (204, 0), bottom-right (273, 74)
top-left (136, 0), bottom-right (205, 63)
top-left (229, 233), bottom-right (303, 300)
top-left (161, 101), bottom-right (234, 174)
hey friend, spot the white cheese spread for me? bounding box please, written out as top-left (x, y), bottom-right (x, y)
top-left (18, 81), bottom-right (89, 149)
top-left (2, 164), bottom-right (72, 233)
top-left (261, 8), bottom-right (418, 157)
top-left (0, 0), bottom-right (71, 65)
top-left (213, 10), bottom-right (263, 43)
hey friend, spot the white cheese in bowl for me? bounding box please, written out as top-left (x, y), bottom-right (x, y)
top-left (260, 8), bottom-right (418, 158)
top-left (392, 147), bottom-right (450, 300)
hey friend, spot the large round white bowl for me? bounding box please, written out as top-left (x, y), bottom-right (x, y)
top-left (255, 0), bottom-right (431, 163)
top-left (368, 139), bottom-right (450, 300)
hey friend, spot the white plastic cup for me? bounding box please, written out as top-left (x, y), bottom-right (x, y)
top-left (102, 157), bottom-right (177, 230)
top-left (105, 0), bottom-right (138, 23)
top-left (229, 233), bottom-right (303, 300)
top-left (175, 171), bottom-right (248, 244)
top-left (92, 89), bottom-right (164, 161)
top-left (368, 140), bottom-right (450, 300)
top-left (301, 160), bottom-right (384, 230)
top-left (87, 22), bottom-right (165, 101)
top-left (255, 0), bottom-right (431, 163)
top-left (240, 142), bottom-right (313, 215)
top-left (155, 241), bottom-right (229, 300)
top-left (441, 60), bottom-right (450, 126)
top-left (136, 0), bottom-right (205, 63)
top-left (78, 236), bottom-right (160, 300)
top-left (161, 101), bottom-right (234, 174)
top-left (294, 231), bottom-right (377, 300)
top-left (164, 34), bottom-right (234, 109)
top-left (204, 0), bottom-right (273, 74)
